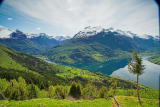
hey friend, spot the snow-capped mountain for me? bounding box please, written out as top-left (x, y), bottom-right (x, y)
top-left (53, 36), bottom-right (71, 41)
top-left (74, 26), bottom-right (104, 39)
top-left (0, 26), bottom-right (64, 54)
top-left (0, 26), bottom-right (14, 38)
top-left (0, 26), bottom-right (71, 41)
top-left (26, 33), bottom-right (39, 38)
top-left (73, 26), bottom-right (155, 39)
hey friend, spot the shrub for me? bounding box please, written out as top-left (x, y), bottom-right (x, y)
top-left (27, 83), bottom-right (40, 99)
top-left (99, 86), bottom-right (108, 98)
top-left (55, 85), bottom-right (67, 99)
top-left (48, 85), bottom-right (54, 98)
top-left (69, 82), bottom-right (81, 99)
top-left (0, 78), bottom-right (9, 94)
top-left (82, 82), bottom-right (98, 99)
top-left (4, 79), bottom-right (20, 100)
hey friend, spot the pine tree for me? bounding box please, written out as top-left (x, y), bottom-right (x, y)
top-left (128, 52), bottom-right (145, 104)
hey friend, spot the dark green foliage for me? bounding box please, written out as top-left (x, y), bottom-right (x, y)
top-left (99, 86), bottom-right (108, 98)
top-left (54, 85), bottom-right (66, 99)
top-left (0, 78), bottom-right (9, 94)
top-left (0, 77), bottom-right (158, 101)
top-left (69, 82), bottom-right (81, 98)
top-left (17, 77), bottom-right (28, 100)
top-left (4, 77), bottom-right (39, 100)
top-left (5, 79), bottom-right (21, 100)
top-left (48, 85), bottom-right (54, 98)
top-left (28, 83), bottom-right (40, 99)
top-left (82, 82), bottom-right (98, 99)
top-left (0, 45), bottom-right (68, 89)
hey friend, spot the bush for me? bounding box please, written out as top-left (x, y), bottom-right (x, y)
top-left (99, 86), bottom-right (108, 98)
top-left (82, 82), bottom-right (98, 99)
top-left (4, 79), bottom-right (21, 100)
top-left (27, 83), bottom-right (40, 99)
top-left (0, 78), bottom-right (9, 94)
top-left (18, 77), bottom-right (28, 100)
top-left (69, 82), bottom-right (81, 99)
top-left (48, 85), bottom-right (54, 98)
top-left (55, 85), bottom-right (67, 99)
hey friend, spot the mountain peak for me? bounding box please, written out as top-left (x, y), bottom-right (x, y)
top-left (73, 26), bottom-right (152, 39)
top-left (73, 26), bottom-right (105, 39)
top-left (10, 29), bottom-right (27, 39)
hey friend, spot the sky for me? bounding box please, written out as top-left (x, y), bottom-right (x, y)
top-left (0, 0), bottom-right (159, 37)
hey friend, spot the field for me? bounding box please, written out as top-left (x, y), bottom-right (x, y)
top-left (0, 96), bottom-right (158, 107)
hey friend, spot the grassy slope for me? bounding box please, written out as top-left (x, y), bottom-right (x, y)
top-left (114, 96), bottom-right (158, 107)
top-left (0, 45), bottom-right (141, 89)
top-left (0, 96), bottom-right (158, 107)
top-left (148, 52), bottom-right (160, 65)
top-left (149, 57), bottom-right (160, 65)
top-left (45, 39), bottom-right (131, 64)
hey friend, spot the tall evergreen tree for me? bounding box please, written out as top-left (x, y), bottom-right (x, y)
top-left (128, 52), bottom-right (145, 104)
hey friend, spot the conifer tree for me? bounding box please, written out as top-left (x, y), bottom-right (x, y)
top-left (128, 52), bottom-right (145, 104)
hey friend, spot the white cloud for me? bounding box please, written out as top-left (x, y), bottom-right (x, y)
top-left (4, 0), bottom-right (159, 37)
top-left (7, 17), bottom-right (12, 20)
top-left (36, 27), bottom-right (41, 30)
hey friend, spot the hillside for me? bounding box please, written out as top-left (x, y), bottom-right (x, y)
top-left (44, 27), bottom-right (159, 73)
top-left (0, 45), bottom-right (141, 89)
top-left (149, 52), bottom-right (160, 65)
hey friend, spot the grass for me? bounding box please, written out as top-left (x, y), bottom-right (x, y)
top-left (0, 96), bottom-right (158, 107)
top-left (0, 98), bottom-right (112, 107)
top-left (114, 96), bottom-right (158, 107)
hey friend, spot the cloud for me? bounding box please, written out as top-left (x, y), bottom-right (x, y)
top-left (36, 27), bottom-right (41, 30)
top-left (7, 17), bottom-right (12, 20)
top-left (4, 0), bottom-right (159, 36)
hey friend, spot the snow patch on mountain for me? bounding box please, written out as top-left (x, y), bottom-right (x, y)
top-left (74, 26), bottom-right (104, 38)
top-left (53, 36), bottom-right (71, 41)
top-left (73, 26), bottom-right (155, 39)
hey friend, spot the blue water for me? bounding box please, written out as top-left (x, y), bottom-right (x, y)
top-left (111, 57), bottom-right (160, 89)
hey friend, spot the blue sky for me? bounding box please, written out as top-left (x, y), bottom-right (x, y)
top-left (0, 0), bottom-right (159, 37)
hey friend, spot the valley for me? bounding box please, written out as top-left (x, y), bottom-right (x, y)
top-left (0, 26), bottom-right (159, 107)
top-left (0, 0), bottom-right (159, 106)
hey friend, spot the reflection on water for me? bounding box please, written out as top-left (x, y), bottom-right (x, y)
top-left (111, 57), bottom-right (160, 89)
top-left (65, 58), bottom-right (130, 75)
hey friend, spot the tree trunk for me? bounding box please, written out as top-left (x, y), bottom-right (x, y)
top-left (136, 74), bottom-right (141, 104)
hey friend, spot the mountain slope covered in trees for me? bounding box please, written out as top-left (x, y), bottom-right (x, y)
top-left (44, 27), bottom-right (159, 73)
top-left (0, 45), bottom-right (141, 89)
top-left (0, 44), bottom-right (158, 107)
